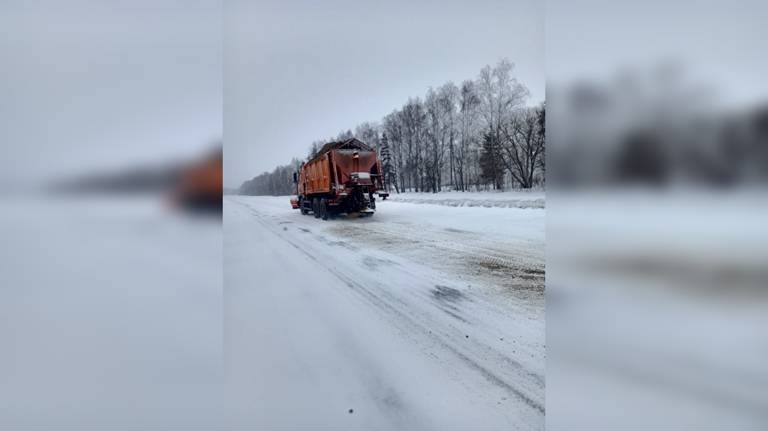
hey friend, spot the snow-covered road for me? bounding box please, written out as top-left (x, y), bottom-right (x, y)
top-left (225, 195), bottom-right (545, 430)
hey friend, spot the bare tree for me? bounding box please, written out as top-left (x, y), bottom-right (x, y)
top-left (307, 140), bottom-right (324, 159)
top-left (477, 59), bottom-right (530, 189)
top-left (458, 80), bottom-right (481, 191)
top-left (336, 129), bottom-right (354, 140)
top-left (500, 105), bottom-right (545, 188)
top-left (438, 82), bottom-right (459, 190)
top-left (425, 88), bottom-right (444, 192)
top-left (400, 98), bottom-right (426, 192)
top-left (240, 158), bottom-right (304, 196)
top-left (355, 122), bottom-right (381, 150)
top-left (383, 110), bottom-right (405, 192)
top-left (279, 59), bottom-right (542, 195)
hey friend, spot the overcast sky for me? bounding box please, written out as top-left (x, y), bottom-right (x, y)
top-left (547, 0), bottom-right (768, 105)
top-left (1, 0), bottom-right (221, 184)
top-left (224, 0), bottom-right (544, 187)
top-left (4, 1), bottom-right (765, 188)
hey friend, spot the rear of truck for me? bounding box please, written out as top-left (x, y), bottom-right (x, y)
top-left (291, 139), bottom-right (387, 219)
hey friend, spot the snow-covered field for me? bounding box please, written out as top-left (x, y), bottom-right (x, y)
top-left (387, 190), bottom-right (545, 209)
top-left (225, 195), bottom-right (545, 430)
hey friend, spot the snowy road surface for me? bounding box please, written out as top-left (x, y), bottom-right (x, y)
top-left (225, 194), bottom-right (545, 430)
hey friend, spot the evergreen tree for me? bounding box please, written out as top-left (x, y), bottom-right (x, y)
top-left (479, 132), bottom-right (504, 190)
top-left (379, 132), bottom-right (396, 192)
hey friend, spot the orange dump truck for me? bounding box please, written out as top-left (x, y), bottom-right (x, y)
top-left (290, 138), bottom-right (387, 220)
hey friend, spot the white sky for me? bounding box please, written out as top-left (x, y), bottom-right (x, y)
top-left (547, 0), bottom-right (768, 107)
top-left (224, 0), bottom-right (544, 187)
top-left (6, 1), bottom-right (762, 188)
top-left (0, 0), bottom-right (222, 184)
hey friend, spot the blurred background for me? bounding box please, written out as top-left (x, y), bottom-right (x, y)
top-left (0, 1), bottom-right (222, 430)
top-left (546, 1), bottom-right (768, 430)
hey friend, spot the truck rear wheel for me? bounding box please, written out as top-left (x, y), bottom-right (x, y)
top-left (313, 198), bottom-right (320, 218)
top-left (320, 198), bottom-right (328, 220)
top-left (300, 198), bottom-right (308, 215)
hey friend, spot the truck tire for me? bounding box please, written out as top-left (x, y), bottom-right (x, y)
top-left (300, 198), bottom-right (308, 215)
top-left (313, 198), bottom-right (320, 218)
top-left (320, 198), bottom-right (328, 220)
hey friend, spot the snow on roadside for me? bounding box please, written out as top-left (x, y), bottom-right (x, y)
top-left (385, 191), bottom-right (545, 209)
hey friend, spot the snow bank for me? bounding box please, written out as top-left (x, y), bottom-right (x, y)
top-left (386, 191), bottom-right (545, 209)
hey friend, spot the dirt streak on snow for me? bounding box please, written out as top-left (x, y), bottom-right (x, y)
top-left (225, 195), bottom-right (545, 431)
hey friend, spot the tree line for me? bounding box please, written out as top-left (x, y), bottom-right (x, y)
top-left (239, 158), bottom-right (302, 196)
top-left (240, 59), bottom-right (544, 196)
